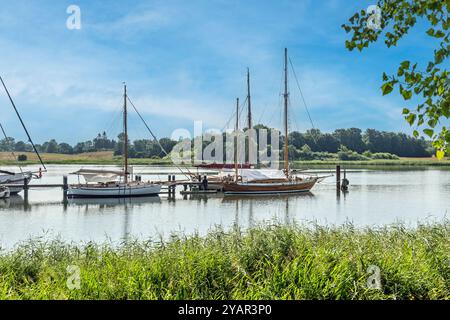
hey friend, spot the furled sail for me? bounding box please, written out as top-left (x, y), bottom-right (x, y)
top-left (219, 169), bottom-right (287, 182)
top-left (71, 169), bottom-right (125, 183)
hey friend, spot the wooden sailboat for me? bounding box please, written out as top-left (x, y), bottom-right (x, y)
top-left (0, 76), bottom-right (45, 194)
top-left (67, 84), bottom-right (161, 198)
top-left (222, 48), bottom-right (319, 195)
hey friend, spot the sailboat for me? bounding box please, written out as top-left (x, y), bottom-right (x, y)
top-left (221, 48), bottom-right (319, 195)
top-left (67, 84), bottom-right (161, 198)
top-left (196, 68), bottom-right (254, 170)
top-left (0, 76), bottom-right (46, 194)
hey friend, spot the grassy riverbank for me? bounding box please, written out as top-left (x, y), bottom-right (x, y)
top-left (0, 222), bottom-right (448, 300)
top-left (1, 151), bottom-right (449, 167)
top-left (0, 151), bottom-right (172, 166)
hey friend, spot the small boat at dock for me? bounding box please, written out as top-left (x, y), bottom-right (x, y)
top-left (67, 84), bottom-right (161, 199)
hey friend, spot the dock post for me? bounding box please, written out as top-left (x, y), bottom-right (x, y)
top-left (63, 176), bottom-right (68, 204)
top-left (23, 177), bottom-right (29, 204)
top-left (168, 175), bottom-right (173, 198)
top-left (171, 175), bottom-right (176, 197)
top-left (336, 165), bottom-right (341, 190)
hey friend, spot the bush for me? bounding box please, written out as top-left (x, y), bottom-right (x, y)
top-left (297, 144), bottom-right (336, 161)
top-left (370, 152), bottom-right (400, 160)
top-left (17, 154), bottom-right (27, 161)
top-left (337, 146), bottom-right (369, 161)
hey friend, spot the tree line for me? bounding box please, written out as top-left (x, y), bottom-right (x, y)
top-left (0, 126), bottom-right (433, 159)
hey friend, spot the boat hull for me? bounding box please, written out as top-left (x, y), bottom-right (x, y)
top-left (67, 183), bottom-right (161, 198)
top-left (0, 172), bottom-right (33, 195)
top-left (222, 178), bottom-right (318, 195)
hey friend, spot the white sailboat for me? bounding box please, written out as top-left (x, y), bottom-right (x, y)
top-left (67, 84), bottom-right (161, 198)
top-left (0, 170), bottom-right (33, 195)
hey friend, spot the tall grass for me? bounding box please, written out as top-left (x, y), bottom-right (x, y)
top-left (0, 222), bottom-right (448, 300)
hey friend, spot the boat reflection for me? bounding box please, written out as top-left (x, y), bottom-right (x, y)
top-left (0, 195), bottom-right (28, 210)
top-left (221, 191), bottom-right (314, 202)
top-left (67, 196), bottom-right (162, 207)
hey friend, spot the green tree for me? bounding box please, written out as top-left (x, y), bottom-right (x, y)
top-left (343, 0), bottom-right (450, 158)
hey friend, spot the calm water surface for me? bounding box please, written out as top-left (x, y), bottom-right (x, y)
top-left (0, 164), bottom-right (448, 249)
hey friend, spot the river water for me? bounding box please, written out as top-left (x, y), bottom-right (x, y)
top-left (0, 164), bottom-right (448, 249)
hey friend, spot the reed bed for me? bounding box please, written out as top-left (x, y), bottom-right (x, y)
top-left (0, 222), bottom-right (448, 300)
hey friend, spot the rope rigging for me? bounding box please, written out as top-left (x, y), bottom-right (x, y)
top-left (126, 96), bottom-right (193, 179)
top-left (288, 57), bottom-right (319, 146)
top-left (0, 76), bottom-right (46, 170)
top-left (0, 122), bottom-right (24, 174)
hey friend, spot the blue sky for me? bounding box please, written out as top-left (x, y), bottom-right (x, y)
top-left (0, 0), bottom-right (437, 144)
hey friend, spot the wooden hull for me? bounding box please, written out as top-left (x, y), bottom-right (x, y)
top-left (222, 178), bottom-right (318, 195)
top-left (67, 183), bottom-right (161, 198)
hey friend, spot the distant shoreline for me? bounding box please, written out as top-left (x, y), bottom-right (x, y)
top-left (0, 151), bottom-right (448, 167)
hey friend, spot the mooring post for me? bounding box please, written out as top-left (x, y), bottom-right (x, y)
top-left (63, 176), bottom-right (68, 191)
top-left (171, 175), bottom-right (176, 196)
top-left (168, 175), bottom-right (172, 197)
top-left (23, 177), bottom-right (29, 203)
top-left (63, 175), bottom-right (68, 203)
top-left (336, 165), bottom-right (341, 190)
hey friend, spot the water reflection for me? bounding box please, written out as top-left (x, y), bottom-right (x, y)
top-left (1, 165), bottom-right (449, 250)
top-left (0, 195), bottom-right (29, 211)
top-left (222, 193), bottom-right (315, 227)
top-left (68, 196), bottom-right (162, 207)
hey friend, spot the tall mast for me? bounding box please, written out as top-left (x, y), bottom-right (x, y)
top-left (283, 48), bottom-right (289, 176)
top-left (235, 97), bottom-right (239, 182)
top-left (247, 68), bottom-right (252, 130)
top-left (123, 83), bottom-right (128, 184)
top-left (0, 76), bottom-right (46, 170)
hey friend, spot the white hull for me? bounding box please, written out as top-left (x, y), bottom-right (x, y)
top-left (0, 172), bottom-right (33, 194)
top-left (67, 183), bottom-right (161, 198)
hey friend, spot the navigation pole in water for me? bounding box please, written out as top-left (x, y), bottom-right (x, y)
top-left (0, 76), bottom-right (46, 170)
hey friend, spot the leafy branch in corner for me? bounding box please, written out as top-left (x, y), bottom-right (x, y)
top-left (342, 0), bottom-right (450, 159)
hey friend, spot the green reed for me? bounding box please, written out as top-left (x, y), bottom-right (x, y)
top-left (0, 222), bottom-right (448, 300)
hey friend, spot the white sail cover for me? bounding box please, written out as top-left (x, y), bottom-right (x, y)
top-left (71, 169), bottom-right (124, 183)
top-left (0, 171), bottom-right (33, 184)
top-left (219, 169), bottom-right (286, 182)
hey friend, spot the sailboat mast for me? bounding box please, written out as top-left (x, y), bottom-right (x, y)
top-left (0, 76), bottom-right (46, 170)
top-left (235, 97), bottom-right (239, 182)
top-left (123, 83), bottom-right (128, 184)
top-left (247, 68), bottom-right (252, 130)
top-left (283, 48), bottom-right (289, 176)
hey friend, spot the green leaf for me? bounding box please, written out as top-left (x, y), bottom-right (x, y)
top-left (381, 82), bottom-right (393, 95)
top-left (437, 150), bottom-right (445, 160)
top-left (400, 61), bottom-right (410, 69)
top-left (406, 113), bottom-right (416, 125)
top-left (400, 86), bottom-right (413, 100)
top-left (402, 108), bottom-right (410, 115)
top-left (423, 129), bottom-right (434, 138)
